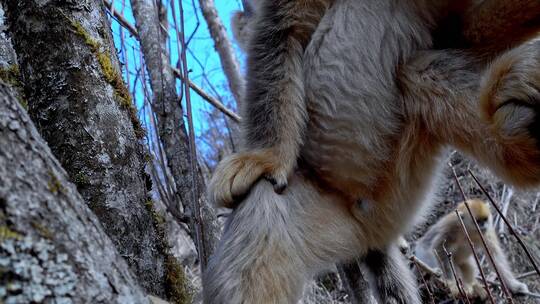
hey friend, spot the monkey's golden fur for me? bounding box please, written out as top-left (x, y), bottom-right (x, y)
top-left (416, 199), bottom-right (529, 299)
top-left (204, 0), bottom-right (540, 303)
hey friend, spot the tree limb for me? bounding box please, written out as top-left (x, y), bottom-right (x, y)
top-left (102, 0), bottom-right (241, 122)
top-left (197, 0), bottom-right (245, 103)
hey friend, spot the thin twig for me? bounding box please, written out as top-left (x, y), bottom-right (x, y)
top-left (433, 249), bottom-right (460, 303)
top-left (433, 249), bottom-right (446, 277)
top-left (410, 255), bottom-right (443, 279)
top-left (104, 0), bottom-right (138, 36)
top-left (468, 169), bottom-right (540, 277)
top-left (411, 256), bottom-right (436, 304)
top-left (450, 166), bottom-right (507, 303)
top-left (175, 0), bottom-right (208, 271)
top-left (171, 67), bottom-right (241, 122)
top-left (454, 209), bottom-right (498, 304)
top-left (516, 271), bottom-right (538, 280)
top-left (102, 0), bottom-right (241, 122)
top-left (443, 243), bottom-right (472, 304)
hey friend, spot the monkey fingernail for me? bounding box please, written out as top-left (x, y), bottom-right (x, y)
top-left (273, 182), bottom-right (287, 194)
top-left (266, 176), bottom-right (287, 194)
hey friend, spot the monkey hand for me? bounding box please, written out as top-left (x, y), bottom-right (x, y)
top-left (208, 149), bottom-right (291, 208)
top-left (507, 280), bottom-right (529, 295)
top-left (479, 40), bottom-right (540, 186)
top-left (446, 281), bottom-right (463, 298)
top-left (446, 280), bottom-right (477, 299)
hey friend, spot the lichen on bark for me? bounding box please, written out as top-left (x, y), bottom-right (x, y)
top-left (2, 0), bottom-right (168, 297)
top-left (145, 200), bottom-right (192, 304)
top-left (0, 83), bottom-right (149, 303)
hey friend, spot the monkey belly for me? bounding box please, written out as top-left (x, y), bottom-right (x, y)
top-left (300, 0), bottom-right (440, 246)
top-left (301, 0), bottom-right (433, 197)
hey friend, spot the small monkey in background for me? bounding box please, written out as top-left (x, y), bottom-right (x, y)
top-left (415, 199), bottom-right (529, 299)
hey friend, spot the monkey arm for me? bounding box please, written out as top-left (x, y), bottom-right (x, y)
top-left (208, 1), bottom-right (331, 207)
top-left (484, 230), bottom-right (529, 294)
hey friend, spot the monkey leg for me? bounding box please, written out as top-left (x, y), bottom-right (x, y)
top-left (400, 41), bottom-right (540, 189)
top-left (203, 174), bottom-right (367, 304)
top-left (477, 39), bottom-right (540, 187)
top-left (457, 257), bottom-right (488, 300)
top-left (484, 230), bottom-right (530, 294)
top-left (457, 257), bottom-right (476, 287)
top-left (363, 246), bottom-right (421, 304)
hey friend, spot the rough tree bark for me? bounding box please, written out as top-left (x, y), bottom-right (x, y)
top-left (0, 83), bottom-right (149, 304)
top-left (0, 3), bottom-right (20, 103)
top-left (2, 0), bottom-right (171, 297)
top-left (198, 0), bottom-right (245, 103)
top-left (131, 0), bottom-right (220, 265)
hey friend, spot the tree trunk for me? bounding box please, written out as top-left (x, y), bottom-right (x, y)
top-left (0, 3), bottom-right (21, 104)
top-left (2, 0), bottom-right (169, 297)
top-left (131, 0), bottom-right (220, 265)
top-left (198, 0), bottom-right (244, 104)
top-left (0, 83), bottom-right (149, 304)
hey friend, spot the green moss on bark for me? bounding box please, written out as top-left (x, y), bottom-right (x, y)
top-left (145, 200), bottom-right (192, 304)
top-left (0, 65), bottom-right (20, 87)
top-left (0, 65), bottom-right (27, 110)
top-left (164, 255), bottom-right (191, 304)
top-left (30, 222), bottom-right (53, 239)
top-left (71, 21), bottom-right (145, 139)
top-left (0, 226), bottom-right (22, 240)
top-left (47, 172), bottom-right (64, 194)
top-left (73, 172), bottom-right (90, 186)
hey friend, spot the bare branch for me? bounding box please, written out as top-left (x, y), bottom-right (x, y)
top-left (443, 242), bottom-right (472, 304)
top-left (172, 67), bottom-right (241, 122)
top-left (411, 256), bottom-right (436, 304)
top-left (197, 0), bottom-right (245, 103)
top-left (175, 0), bottom-right (209, 270)
top-left (102, 0), bottom-right (240, 122)
top-left (454, 209), bottom-right (498, 304)
top-left (410, 255), bottom-right (443, 280)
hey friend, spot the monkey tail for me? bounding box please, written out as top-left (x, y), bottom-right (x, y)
top-left (203, 179), bottom-right (306, 304)
top-left (203, 175), bottom-right (364, 304)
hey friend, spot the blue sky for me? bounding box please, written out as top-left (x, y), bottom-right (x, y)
top-left (107, 0), bottom-right (245, 144)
